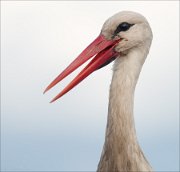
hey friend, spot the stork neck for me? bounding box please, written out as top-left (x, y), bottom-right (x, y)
top-left (97, 47), bottom-right (152, 171)
top-left (107, 48), bottom-right (144, 148)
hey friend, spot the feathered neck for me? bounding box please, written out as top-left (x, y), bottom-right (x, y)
top-left (97, 46), bottom-right (152, 172)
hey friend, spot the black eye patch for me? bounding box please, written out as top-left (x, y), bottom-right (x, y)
top-left (114, 22), bottom-right (134, 36)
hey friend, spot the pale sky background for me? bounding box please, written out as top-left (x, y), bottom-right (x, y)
top-left (1, 1), bottom-right (179, 171)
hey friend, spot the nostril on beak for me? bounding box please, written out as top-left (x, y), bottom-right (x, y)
top-left (111, 34), bottom-right (121, 40)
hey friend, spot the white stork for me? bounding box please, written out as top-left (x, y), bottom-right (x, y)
top-left (44, 11), bottom-right (153, 172)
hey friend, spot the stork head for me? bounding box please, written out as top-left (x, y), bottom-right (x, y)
top-left (102, 11), bottom-right (153, 53)
top-left (44, 11), bottom-right (153, 102)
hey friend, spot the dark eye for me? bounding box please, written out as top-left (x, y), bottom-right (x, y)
top-left (114, 22), bottom-right (134, 35)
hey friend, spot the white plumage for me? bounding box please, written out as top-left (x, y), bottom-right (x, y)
top-left (97, 11), bottom-right (153, 172)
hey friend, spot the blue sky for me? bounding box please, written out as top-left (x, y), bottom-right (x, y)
top-left (1, 1), bottom-right (179, 171)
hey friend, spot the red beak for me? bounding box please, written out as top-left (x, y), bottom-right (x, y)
top-left (44, 34), bottom-right (121, 103)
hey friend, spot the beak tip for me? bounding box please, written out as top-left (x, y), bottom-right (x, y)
top-left (50, 96), bottom-right (58, 103)
top-left (50, 99), bottom-right (55, 103)
top-left (43, 86), bottom-right (51, 94)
